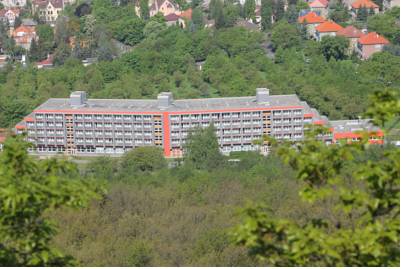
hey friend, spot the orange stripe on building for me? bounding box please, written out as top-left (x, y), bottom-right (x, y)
top-left (163, 112), bottom-right (171, 157)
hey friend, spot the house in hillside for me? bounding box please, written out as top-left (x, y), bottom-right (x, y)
top-left (32, 0), bottom-right (64, 25)
top-left (356, 32), bottom-right (389, 59)
top-left (0, 0), bottom-right (26, 7)
top-left (12, 25), bottom-right (37, 50)
top-left (179, 8), bottom-right (192, 20)
top-left (336, 25), bottom-right (364, 53)
top-left (0, 7), bottom-right (20, 26)
top-left (36, 54), bottom-right (53, 69)
top-left (149, 0), bottom-right (180, 17)
top-left (164, 13), bottom-right (185, 27)
top-left (298, 11), bottom-right (325, 38)
top-left (383, 0), bottom-right (400, 10)
top-left (309, 0), bottom-right (329, 18)
top-left (350, 0), bottom-right (379, 17)
top-left (315, 20), bottom-right (343, 41)
top-left (236, 18), bottom-right (260, 31)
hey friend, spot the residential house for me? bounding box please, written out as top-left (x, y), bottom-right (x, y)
top-left (36, 54), bottom-right (53, 69)
top-left (164, 13), bottom-right (185, 27)
top-left (309, 0), bottom-right (329, 18)
top-left (336, 25), bottom-right (364, 53)
top-left (350, 0), bottom-right (379, 17)
top-left (32, 0), bottom-right (64, 25)
top-left (149, 0), bottom-right (180, 17)
top-left (315, 20), bottom-right (343, 41)
top-left (12, 25), bottom-right (37, 50)
top-left (383, 0), bottom-right (400, 10)
top-left (0, 0), bottom-right (26, 7)
top-left (357, 32), bottom-right (389, 59)
top-left (236, 18), bottom-right (260, 31)
top-left (0, 7), bottom-right (20, 26)
top-left (179, 8), bottom-right (192, 20)
top-left (298, 11), bottom-right (325, 38)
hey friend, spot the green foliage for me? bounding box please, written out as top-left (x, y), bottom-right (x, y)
top-left (140, 0), bottom-right (150, 20)
top-left (367, 7), bottom-right (400, 44)
top-left (328, 0), bottom-right (351, 23)
top-left (111, 17), bottom-right (145, 46)
top-left (0, 136), bottom-right (103, 266)
top-left (244, 0), bottom-right (256, 20)
top-left (120, 147), bottom-right (167, 174)
top-left (319, 36), bottom-right (349, 61)
top-left (191, 7), bottom-right (204, 30)
top-left (233, 90), bottom-right (400, 266)
top-left (271, 20), bottom-right (302, 49)
top-left (184, 124), bottom-right (224, 170)
top-left (261, 0), bottom-right (274, 30)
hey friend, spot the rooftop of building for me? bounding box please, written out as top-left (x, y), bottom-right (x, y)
top-left (336, 25), bottom-right (364, 38)
top-left (358, 32), bottom-right (389, 45)
top-left (33, 90), bottom-right (308, 113)
top-left (315, 20), bottom-right (343, 33)
top-left (298, 11), bottom-right (325, 24)
top-left (351, 0), bottom-right (379, 9)
top-left (329, 119), bottom-right (380, 133)
top-left (309, 0), bottom-right (328, 8)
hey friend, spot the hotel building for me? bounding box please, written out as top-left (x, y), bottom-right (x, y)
top-left (14, 89), bottom-right (383, 157)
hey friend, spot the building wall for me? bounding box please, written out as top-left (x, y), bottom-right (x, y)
top-left (357, 43), bottom-right (384, 59)
top-left (316, 31), bottom-right (337, 41)
top-left (19, 107), bottom-right (308, 157)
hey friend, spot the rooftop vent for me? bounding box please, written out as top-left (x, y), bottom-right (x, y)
top-left (157, 92), bottom-right (173, 108)
top-left (70, 91), bottom-right (87, 107)
top-left (256, 88), bottom-right (270, 104)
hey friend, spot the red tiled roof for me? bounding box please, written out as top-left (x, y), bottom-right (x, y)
top-left (336, 25), bottom-right (364, 38)
top-left (315, 20), bottom-right (343, 33)
top-left (351, 0), bottom-right (379, 9)
top-left (298, 11), bottom-right (325, 24)
top-left (358, 32), bottom-right (390, 45)
top-left (164, 13), bottom-right (180, 21)
top-left (13, 25), bottom-right (36, 35)
top-left (36, 55), bottom-right (53, 66)
top-left (179, 8), bottom-right (192, 20)
top-left (309, 0), bottom-right (328, 8)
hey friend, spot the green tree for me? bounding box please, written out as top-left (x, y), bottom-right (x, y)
top-left (357, 7), bottom-right (368, 22)
top-left (244, 0), bottom-right (256, 20)
top-left (210, 0), bottom-right (225, 28)
top-left (191, 7), bottom-right (205, 30)
top-left (234, 90), bottom-right (400, 266)
top-left (111, 17), bottom-right (145, 46)
top-left (367, 7), bottom-right (400, 44)
top-left (140, 0), bottom-right (150, 20)
top-left (223, 3), bottom-right (240, 27)
top-left (274, 0), bottom-right (285, 21)
top-left (0, 136), bottom-right (102, 266)
top-left (261, 0), bottom-right (274, 30)
top-left (271, 20), bottom-right (302, 49)
top-left (328, 1), bottom-right (351, 23)
top-left (120, 146), bottom-right (167, 174)
top-left (184, 124), bottom-right (224, 170)
top-left (320, 36), bottom-right (349, 61)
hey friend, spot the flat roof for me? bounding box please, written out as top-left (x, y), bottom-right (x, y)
top-left (329, 119), bottom-right (379, 133)
top-left (33, 94), bottom-right (307, 114)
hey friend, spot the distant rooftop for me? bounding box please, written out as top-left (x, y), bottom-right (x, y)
top-left (33, 89), bottom-right (306, 113)
top-left (329, 119), bottom-right (379, 133)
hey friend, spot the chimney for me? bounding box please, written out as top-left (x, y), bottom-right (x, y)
top-left (256, 88), bottom-right (270, 104)
top-left (70, 91), bottom-right (87, 107)
top-left (157, 92), bottom-right (173, 108)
